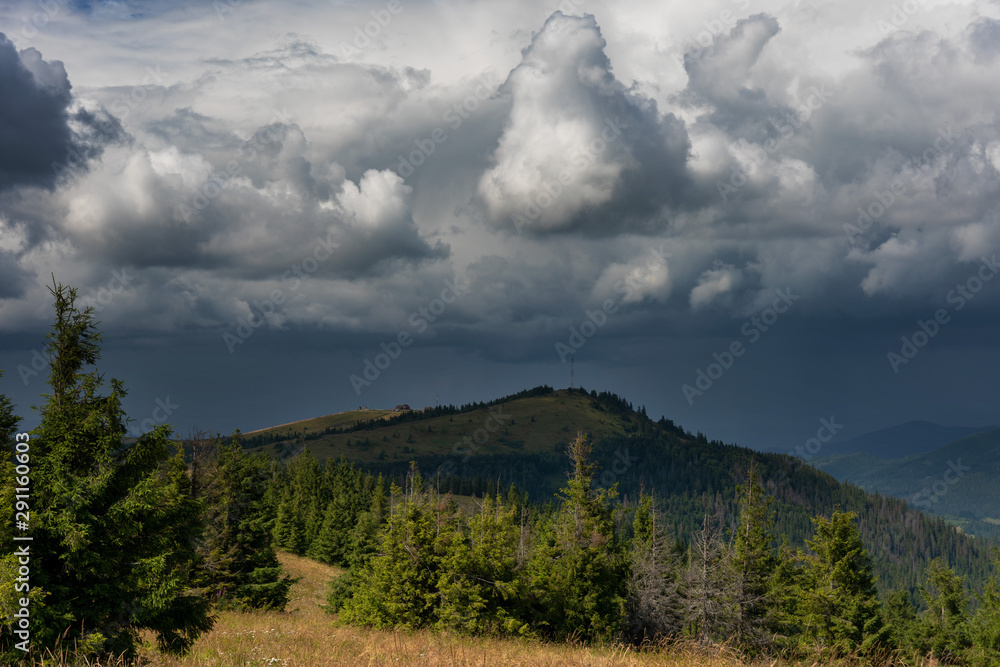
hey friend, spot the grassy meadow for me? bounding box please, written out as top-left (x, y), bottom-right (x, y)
top-left (26, 552), bottom-right (947, 667)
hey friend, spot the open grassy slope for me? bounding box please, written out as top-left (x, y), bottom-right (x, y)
top-left (29, 552), bottom-right (952, 666)
top-left (122, 552), bottom-right (762, 667)
top-left (243, 389), bottom-right (641, 465)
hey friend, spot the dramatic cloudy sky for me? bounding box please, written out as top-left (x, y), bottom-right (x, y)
top-left (1, 0), bottom-right (999, 451)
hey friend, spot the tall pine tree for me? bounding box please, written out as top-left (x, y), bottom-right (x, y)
top-left (730, 463), bottom-right (777, 651)
top-left (800, 510), bottom-right (887, 657)
top-left (19, 280), bottom-right (213, 659)
top-left (192, 433), bottom-right (295, 610)
top-left (523, 432), bottom-right (628, 641)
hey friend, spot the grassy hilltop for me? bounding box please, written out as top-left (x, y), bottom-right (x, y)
top-left (241, 387), bottom-right (640, 464)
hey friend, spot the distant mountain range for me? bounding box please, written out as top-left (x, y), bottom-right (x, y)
top-left (820, 420), bottom-right (992, 459)
top-left (811, 422), bottom-right (1000, 539)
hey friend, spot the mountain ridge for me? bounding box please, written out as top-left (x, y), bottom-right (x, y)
top-left (237, 385), bottom-right (998, 596)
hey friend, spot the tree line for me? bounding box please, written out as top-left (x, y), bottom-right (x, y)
top-left (284, 434), bottom-right (1000, 665)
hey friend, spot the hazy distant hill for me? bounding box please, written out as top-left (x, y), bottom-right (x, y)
top-left (814, 427), bottom-right (1000, 539)
top-left (239, 386), bottom-right (997, 595)
top-left (821, 420), bottom-right (991, 459)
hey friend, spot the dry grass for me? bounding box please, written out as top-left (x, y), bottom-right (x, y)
top-left (134, 552), bottom-right (756, 667)
top-left (26, 551), bottom-right (932, 666)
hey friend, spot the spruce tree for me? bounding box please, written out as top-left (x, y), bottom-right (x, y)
top-left (17, 280), bottom-right (213, 659)
top-left (523, 432), bottom-right (628, 641)
top-left (800, 510), bottom-right (887, 657)
top-left (193, 433), bottom-right (295, 610)
top-left (881, 590), bottom-right (921, 655)
top-left (272, 492), bottom-right (306, 554)
top-left (969, 550), bottom-right (1000, 666)
top-left (346, 474), bottom-right (387, 569)
top-left (306, 502), bottom-right (341, 564)
top-left (730, 464), bottom-right (777, 651)
top-left (767, 540), bottom-right (807, 651)
top-left (340, 464), bottom-right (439, 628)
top-left (435, 493), bottom-right (527, 635)
top-left (920, 558), bottom-right (972, 662)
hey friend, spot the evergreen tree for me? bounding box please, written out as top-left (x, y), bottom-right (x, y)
top-left (730, 463), bottom-right (777, 651)
top-left (523, 432), bottom-right (628, 641)
top-left (767, 540), bottom-right (807, 650)
top-left (969, 550), bottom-right (1000, 666)
top-left (14, 281), bottom-right (213, 659)
top-left (272, 492), bottom-right (306, 554)
top-left (919, 558), bottom-right (972, 663)
top-left (435, 493), bottom-right (527, 635)
top-left (193, 433), bottom-right (295, 610)
top-left (340, 464), bottom-right (439, 628)
top-left (800, 510), bottom-right (887, 657)
top-left (306, 501), bottom-right (341, 564)
top-left (881, 590), bottom-right (921, 656)
top-left (346, 474), bottom-right (387, 569)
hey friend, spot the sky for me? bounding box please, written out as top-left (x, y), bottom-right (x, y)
top-left (0, 0), bottom-right (999, 452)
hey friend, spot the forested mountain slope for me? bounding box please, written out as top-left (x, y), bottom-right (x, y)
top-left (242, 386), bottom-right (997, 595)
top-left (814, 428), bottom-right (1000, 540)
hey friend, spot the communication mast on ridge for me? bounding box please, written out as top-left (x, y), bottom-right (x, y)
top-left (570, 355), bottom-right (575, 389)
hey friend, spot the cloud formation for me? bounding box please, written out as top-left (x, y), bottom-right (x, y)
top-left (0, 33), bottom-right (76, 191)
top-left (477, 11), bottom-right (691, 235)
top-left (0, 0), bottom-right (999, 442)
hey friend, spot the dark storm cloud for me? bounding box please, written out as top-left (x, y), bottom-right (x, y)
top-left (0, 34), bottom-right (81, 191)
top-left (0, 250), bottom-right (31, 298)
